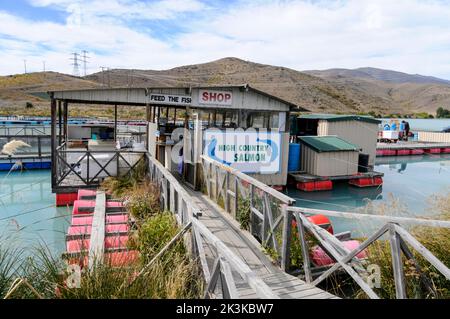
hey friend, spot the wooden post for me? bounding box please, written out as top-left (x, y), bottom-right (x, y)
top-left (234, 176), bottom-right (238, 219)
top-left (88, 191), bottom-right (106, 270)
top-left (219, 257), bottom-right (239, 299)
top-left (204, 258), bottom-right (221, 299)
top-left (215, 166), bottom-right (219, 201)
top-left (295, 212), bottom-right (312, 283)
top-left (163, 178), bottom-right (169, 211)
top-left (114, 104), bottom-right (118, 143)
top-left (224, 171), bottom-right (229, 213)
top-left (169, 184), bottom-right (175, 213)
top-left (37, 136), bottom-right (42, 158)
top-left (63, 101), bottom-right (68, 143)
top-left (57, 100), bottom-right (62, 146)
top-left (249, 184), bottom-right (254, 234)
top-left (281, 205), bottom-right (292, 272)
top-left (86, 151), bottom-right (90, 184)
top-left (389, 223), bottom-right (407, 299)
top-left (50, 97), bottom-right (57, 190)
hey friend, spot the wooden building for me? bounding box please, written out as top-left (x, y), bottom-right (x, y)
top-left (294, 114), bottom-right (381, 167)
top-left (299, 136), bottom-right (359, 177)
top-left (49, 85), bottom-right (306, 203)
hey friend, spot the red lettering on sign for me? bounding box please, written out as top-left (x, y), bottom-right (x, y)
top-left (200, 90), bottom-right (232, 104)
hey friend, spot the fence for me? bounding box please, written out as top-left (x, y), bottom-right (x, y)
top-left (200, 155), bottom-right (450, 299)
top-left (200, 155), bottom-right (294, 259)
top-left (54, 142), bottom-right (146, 190)
top-left (147, 153), bottom-right (278, 299)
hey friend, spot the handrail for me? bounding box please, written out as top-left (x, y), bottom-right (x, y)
top-left (201, 155), bottom-right (295, 205)
top-left (147, 153), bottom-right (279, 299)
top-left (199, 155), bottom-right (450, 299)
top-left (287, 206), bottom-right (450, 229)
top-left (283, 206), bottom-right (450, 299)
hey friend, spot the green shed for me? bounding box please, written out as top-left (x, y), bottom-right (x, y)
top-left (299, 136), bottom-right (360, 177)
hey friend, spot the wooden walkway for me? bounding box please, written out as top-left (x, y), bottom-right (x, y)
top-left (189, 189), bottom-right (338, 299)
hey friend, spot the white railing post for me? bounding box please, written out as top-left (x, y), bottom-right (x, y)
top-left (281, 205), bottom-right (291, 272)
top-left (389, 223), bottom-right (407, 299)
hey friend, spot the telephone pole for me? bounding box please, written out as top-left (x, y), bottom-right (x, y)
top-left (43, 61), bottom-right (46, 72)
top-left (23, 60), bottom-right (27, 74)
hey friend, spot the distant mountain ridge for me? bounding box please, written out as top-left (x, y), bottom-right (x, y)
top-left (305, 67), bottom-right (450, 85)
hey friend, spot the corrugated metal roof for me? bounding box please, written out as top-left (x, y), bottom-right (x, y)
top-left (298, 114), bottom-right (381, 124)
top-left (299, 136), bottom-right (360, 153)
top-left (49, 84), bottom-right (309, 111)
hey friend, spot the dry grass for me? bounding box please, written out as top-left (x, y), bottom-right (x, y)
top-left (352, 191), bottom-right (450, 299)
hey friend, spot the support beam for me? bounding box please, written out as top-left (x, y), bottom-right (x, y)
top-left (63, 101), bottom-right (68, 143)
top-left (50, 97), bottom-right (57, 190)
top-left (58, 100), bottom-right (62, 146)
top-left (114, 104), bottom-right (118, 142)
top-left (88, 191), bottom-right (106, 270)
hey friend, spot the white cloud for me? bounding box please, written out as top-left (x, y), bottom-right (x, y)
top-left (0, 0), bottom-right (450, 79)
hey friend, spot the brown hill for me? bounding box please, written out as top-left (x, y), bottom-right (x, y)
top-left (0, 71), bottom-right (101, 116)
top-left (86, 57), bottom-right (390, 114)
top-left (304, 67), bottom-right (450, 115)
top-left (2, 58), bottom-right (450, 117)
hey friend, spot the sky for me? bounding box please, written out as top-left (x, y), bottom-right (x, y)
top-left (0, 0), bottom-right (450, 79)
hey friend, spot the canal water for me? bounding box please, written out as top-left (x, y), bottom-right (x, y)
top-left (0, 170), bottom-right (69, 256)
top-left (0, 154), bottom-right (449, 255)
top-left (286, 154), bottom-right (450, 235)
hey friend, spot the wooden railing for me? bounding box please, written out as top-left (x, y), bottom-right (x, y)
top-left (55, 142), bottom-right (146, 190)
top-left (147, 153), bottom-right (278, 299)
top-left (200, 155), bottom-right (295, 260)
top-left (200, 155), bottom-right (450, 299)
top-left (283, 207), bottom-right (450, 299)
top-left (0, 125), bottom-right (53, 136)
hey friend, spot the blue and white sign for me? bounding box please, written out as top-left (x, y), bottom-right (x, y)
top-left (203, 130), bottom-right (281, 174)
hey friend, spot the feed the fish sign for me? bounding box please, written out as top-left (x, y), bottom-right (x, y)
top-left (199, 89), bottom-right (233, 106)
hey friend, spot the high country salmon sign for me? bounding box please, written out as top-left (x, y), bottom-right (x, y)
top-left (203, 130), bottom-right (281, 174)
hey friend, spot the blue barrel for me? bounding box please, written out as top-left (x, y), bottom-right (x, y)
top-left (288, 143), bottom-right (301, 172)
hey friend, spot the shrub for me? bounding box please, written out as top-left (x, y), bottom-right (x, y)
top-left (25, 102), bottom-right (34, 109)
top-left (137, 211), bottom-right (185, 263)
top-left (125, 181), bottom-right (161, 221)
top-left (237, 197), bottom-right (251, 231)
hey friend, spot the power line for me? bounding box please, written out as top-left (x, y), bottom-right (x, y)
top-left (100, 66), bottom-right (111, 87)
top-left (70, 52), bottom-right (80, 77)
top-left (81, 50), bottom-right (90, 76)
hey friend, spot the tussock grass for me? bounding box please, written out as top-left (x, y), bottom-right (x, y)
top-left (354, 191), bottom-right (450, 299)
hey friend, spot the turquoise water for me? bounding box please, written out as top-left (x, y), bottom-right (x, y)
top-left (1, 154), bottom-right (449, 253)
top-left (0, 170), bottom-right (70, 256)
top-left (286, 154), bottom-right (450, 235)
